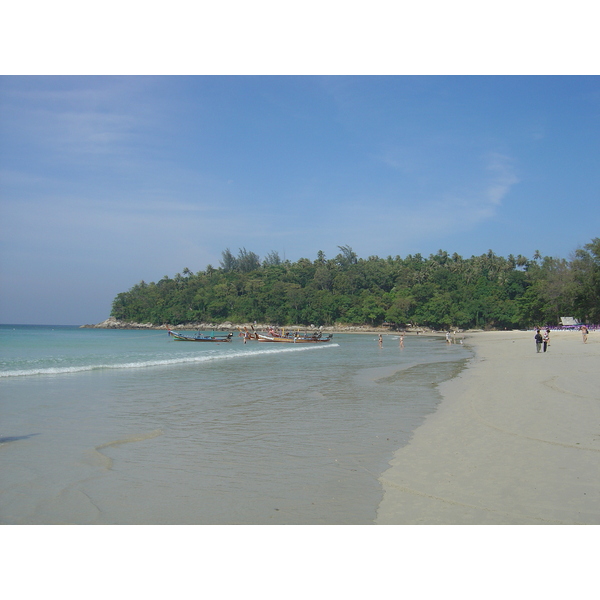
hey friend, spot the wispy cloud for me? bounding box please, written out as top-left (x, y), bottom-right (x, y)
top-left (484, 152), bottom-right (519, 205)
top-left (1, 78), bottom-right (161, 164)
top-left (317, 150), bottom-right (521, 257)
top-left (415, 153), bottom-right (519, 230)
top-left (48, 110), bottom-right (139, 156)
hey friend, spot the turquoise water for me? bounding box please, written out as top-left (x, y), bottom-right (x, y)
top-left (0, 325), bottom-right (471, 524)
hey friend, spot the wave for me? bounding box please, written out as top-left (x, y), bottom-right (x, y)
top-left (0, 343), bottom-right (340, 378)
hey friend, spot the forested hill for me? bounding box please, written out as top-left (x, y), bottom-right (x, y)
top-left (110, 239), bottom-right (600, 330)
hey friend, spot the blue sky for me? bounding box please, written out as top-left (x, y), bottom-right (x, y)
top-left (1, 75), bottom-right (599, 324)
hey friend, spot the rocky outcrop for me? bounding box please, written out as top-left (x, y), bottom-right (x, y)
top-left (81, 318), bottom-right (242, 330)
top-left (81, 317), bottom-right (159, 329)
top-left (80, 317), bottom-right (441, 334)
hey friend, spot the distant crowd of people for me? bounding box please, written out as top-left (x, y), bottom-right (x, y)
top-left (534, 324), bottom-right (590, 352)
top-left (531, 324), bottom-right (599, 332)
top-left (374, 324), bottom-right (593, 355)
top-left (376, 330), bottom-right (464, 348)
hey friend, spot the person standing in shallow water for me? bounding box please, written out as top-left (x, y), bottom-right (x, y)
top-left (535, 329), bottom-right (543, 353)
top-left (378, 334), bottom-right (383, 348)
top-left (542, 328), bottom-right (550, 352)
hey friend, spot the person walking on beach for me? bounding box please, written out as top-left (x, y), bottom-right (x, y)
top-left (535, 329), bottom-right (543, 353)
top-left (581, 324), bottom-right (589, 343)
top-left (542, 328), bottom-right (550, 352)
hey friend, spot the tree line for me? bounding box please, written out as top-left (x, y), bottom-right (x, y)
top-left (110, 239), bottom-right (600, 329)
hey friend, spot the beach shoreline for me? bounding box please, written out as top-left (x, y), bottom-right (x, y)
top-left (376, 329), bottom-right (600, 524)
top-left (81, 316), bottom-right (479, 336)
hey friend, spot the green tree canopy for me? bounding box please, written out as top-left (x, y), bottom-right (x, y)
top-left (111, 239), bottom-right (599, 329)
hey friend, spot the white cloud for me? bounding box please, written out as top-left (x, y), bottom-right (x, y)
top-left (317, 151), bottom-right (521, 257)
top-left (1, 78), bottom-right (163, 165)
top-left (485, 152), bottom-right (519, 205)
top-left (55, 111), bottom-right (138, 155)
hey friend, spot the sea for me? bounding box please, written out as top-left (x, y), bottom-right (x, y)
top-left (0, 324), bottom-right (471, 525)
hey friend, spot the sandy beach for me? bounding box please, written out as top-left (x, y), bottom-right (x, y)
top-left (376, 329), bottom-right (600, 524)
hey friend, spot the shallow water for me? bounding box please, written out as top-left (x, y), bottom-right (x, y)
top-left (0, 325), bottom-right (471, 524)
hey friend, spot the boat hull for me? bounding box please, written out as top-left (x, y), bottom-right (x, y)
top-left (256, 333), bottom-right (332, 343)
top-left (168, 330), bottom-right (233, 342)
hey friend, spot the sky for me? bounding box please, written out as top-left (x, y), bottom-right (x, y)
top-left (1, 4), bottom-right (599, 325)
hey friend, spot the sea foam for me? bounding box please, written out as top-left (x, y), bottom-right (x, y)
top-left (0, 343), bottom-right (340, 378)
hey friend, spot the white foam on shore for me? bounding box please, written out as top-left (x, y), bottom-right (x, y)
top-left (0, 343), bottom-right (340, 378)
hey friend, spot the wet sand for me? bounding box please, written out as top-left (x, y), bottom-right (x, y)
top-left (377, 329), bottom-right (600, 524)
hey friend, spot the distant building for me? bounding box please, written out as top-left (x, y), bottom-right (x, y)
top-left (560, 317), bottom-right (581, 327)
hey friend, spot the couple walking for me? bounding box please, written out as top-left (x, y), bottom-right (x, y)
top-left (535, 328), bottom-right (550, 353)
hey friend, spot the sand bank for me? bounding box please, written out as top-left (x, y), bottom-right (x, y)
top-left (377, 329), bottom-right (600, 524)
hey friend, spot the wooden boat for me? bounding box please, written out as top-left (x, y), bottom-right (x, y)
top-left (238, 326), bottom-right (333, 343)
top-left (255, 329), bottom-right (333, 343)
top-left (168, 330), bottom-right (233, 342)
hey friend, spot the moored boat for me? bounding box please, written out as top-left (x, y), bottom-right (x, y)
top-left (255, 329), bottom-right (333, 343)
top-left (168, 330), bottom-right (233, 342)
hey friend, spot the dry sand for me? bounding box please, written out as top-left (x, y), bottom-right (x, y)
top-left (376, 329), bottom-right (600, 524)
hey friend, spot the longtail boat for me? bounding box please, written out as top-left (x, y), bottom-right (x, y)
top-left (256, 329), bottom-right (333, 343)
top-left (238, 326), bottom-right (333, 343)
top-left (168, 330), bottom-right (233, 342)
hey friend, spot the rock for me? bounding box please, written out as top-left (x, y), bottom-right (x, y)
top-left (80, 317), bottom-right (156, 329)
